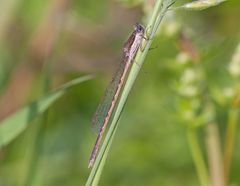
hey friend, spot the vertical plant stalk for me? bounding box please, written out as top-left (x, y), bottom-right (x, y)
top-left (187, 127), bottom-right (210, 186)
top-left (206, 122), bottom-right (225, 186)
top-left (24, 2), bottom-right (68, 185)
top-left (86, 0), bottom-right (175, 185)
top-left (223, 101), bottom-right (239, 184)
top-left (24, 60), bottom-right (52, 186)
top-left (0, 0), bottom-right (21, 41)
top-left (224, 39), bottom-right (240, 184)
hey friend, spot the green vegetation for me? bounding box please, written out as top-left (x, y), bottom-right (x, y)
top-left (0, 0), bottom-right (239, 186)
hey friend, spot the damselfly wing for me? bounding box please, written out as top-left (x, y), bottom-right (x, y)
top-left (89, 23), bottom-right (145, 168)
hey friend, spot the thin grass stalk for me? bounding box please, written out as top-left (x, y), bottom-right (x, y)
top-left (0, 0), bottom-right (21, 41)
top-left (24, 60), bottom-right (52, 186)
top-left (223, 107), bottom-right (239, 184)
top-left (206, 122), bottom-right (225, 186)
top-left (86, 0), bottom-right (175, 185)
top-left (187, 127), bottom-right (210, 186)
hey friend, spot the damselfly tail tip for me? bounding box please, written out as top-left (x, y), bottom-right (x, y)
top-left (88, 158), bottom-right (94, 169)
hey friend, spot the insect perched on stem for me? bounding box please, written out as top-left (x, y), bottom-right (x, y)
top-left (88, 23), bottom-right (145, 168)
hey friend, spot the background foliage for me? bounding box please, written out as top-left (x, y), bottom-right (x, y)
top-left (0, 0), bottom-right (239, 186)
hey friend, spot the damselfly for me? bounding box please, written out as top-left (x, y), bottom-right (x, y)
top-left (88, 23), bottom-right (145, 168)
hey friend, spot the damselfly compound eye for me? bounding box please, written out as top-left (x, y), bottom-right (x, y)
top-left (134, 23), bottom-right (144, 33)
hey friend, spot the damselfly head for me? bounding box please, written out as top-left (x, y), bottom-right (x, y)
top-left (134, 23), bottom-right (144, 33)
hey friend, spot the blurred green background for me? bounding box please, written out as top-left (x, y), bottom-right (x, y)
top-left (0, 0), bottom-right (240, 186)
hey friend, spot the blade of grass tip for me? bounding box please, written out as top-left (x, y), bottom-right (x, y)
top-left (173, 0), bottom-right (227, 11)
top-left (0, 75), bottom-right (94, 147)
top-left (86, 0), bottom-right (175, 185)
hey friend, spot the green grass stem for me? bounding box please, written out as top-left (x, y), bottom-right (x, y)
top-left (86, 0), bottom-right (175, 185)
top-left (187, 127), bottom-right (210, 186)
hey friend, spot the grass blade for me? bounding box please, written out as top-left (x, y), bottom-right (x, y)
top-left (174, 0), bottom-right (227, 11)
top-left (0, 75), bottom-right (94, 147)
